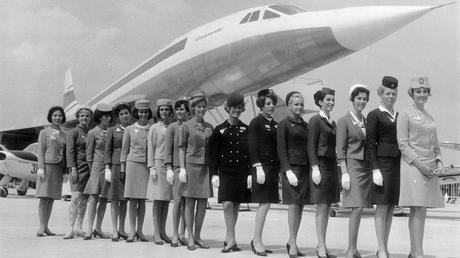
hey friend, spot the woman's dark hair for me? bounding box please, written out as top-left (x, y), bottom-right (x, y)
top-left (113, 103), bottom-right (131, 117)
top-left (93, 110), bottom-right (113, 124)
top-left (174, 100), bottom-right (190, 113)
top-left (313, 88), bottom-right (335, 108)
top-left (156, 105), bottom-right (174, 119)
top-left (350, 87), bottom-right (370, 101)
top-left (132, 108), bottom-right (153, 120)
top-left (256, 93), bottom-right (277, 109)
top-left (47, 106), bottom-right (66, 123)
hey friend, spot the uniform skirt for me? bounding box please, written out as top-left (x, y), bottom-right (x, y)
top-left (148, 159), bottom-right (172, 201)
top-left (106, 164), bottom-right (125, 201)
top-left (251, 163), bottom-right (280, 203)
top-left (343, 159), bottom-right (372, 208)
top-left (281, 165), bottom-right (309, 205)
top-left (124, 161), bottom-right (149, 199)
top-left (399, 156), bottom-right (444, 208)
top-left (310, 157), bottom-right (340, 204)
top-left (372, 157), bottom-right (400, 205)
top-left (218, 167), bottom-right (251, 203)
top-left (84, 160), bottom-right (109, 198)
top-left (36, 164), bottom-right (65, 200)
top-left (171, 167), bottom-right (183, 202)
top-left (180, 163), bottom-right (212, 199)
top-left (70, 160), bottom-right (90, 192)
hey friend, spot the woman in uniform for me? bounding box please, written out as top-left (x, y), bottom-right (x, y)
top-left (277, 91), bottom-right (309, 258)
top-left (178, 91), bottom-right (214, 250)
top-left (83, 103), bottom-right (112, 240)
top-left (210, 92), bottom-right (251, 253)
top-left (307, 87), bottom-right (339, 258)
top-left (148, 99), bottom-right (174, 244)
top-left (104, 103), bottom-right (131, 241)
top-left (164, 97), bottom-right (189, 247)
top-left (397, 76), bottom-right (444, 258)
top-left (64, 107), bottom-right (93, 239)
top-left (366, 76), bottom-right (400, 258)
top-left (36, 106), bottom-right (67, 237)
top-left (121, 99), bottom-right (152, 242)
top-left (248, 89), bottom-right (279, 256)
top-left (336, 84), bottom-right (371, 258)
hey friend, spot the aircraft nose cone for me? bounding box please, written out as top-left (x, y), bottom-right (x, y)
top-left (331, 6), bottom-right (435, 51)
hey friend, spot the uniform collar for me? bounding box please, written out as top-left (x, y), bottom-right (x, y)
top-left (319, 110), bottom-right (333, 124)
top-left (287, 115), bottom-right (304, 125)
top-left (378, 105), bottom-right (397, 122)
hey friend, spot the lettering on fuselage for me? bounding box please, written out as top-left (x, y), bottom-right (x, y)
top-left (195, 27), bottom-right (223, 41)
top-left (31, 163), bottom-right (37, 175)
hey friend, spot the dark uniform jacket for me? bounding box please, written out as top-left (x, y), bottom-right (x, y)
top-left (104, 124), bottom-right (125, 165)
top-left (66, 125), bottom-right (89, 168)
top-left (276, 116), bottom-right (308, 172)
top-left (307, 114), bottom-right (337, 167)
top-left (209, 120), bottom-right (251, 175)
top-left (366, 108), bottom-right (401, 170)
top-left (248, 114), bottom-right (279, 166)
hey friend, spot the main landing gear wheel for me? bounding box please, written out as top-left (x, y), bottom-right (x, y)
top-left (17, 188), bottom-right (27, 196)
top-left (329, 209), bottom-right (336, 217)
top-left (0, 187), bottom-right (8, 197)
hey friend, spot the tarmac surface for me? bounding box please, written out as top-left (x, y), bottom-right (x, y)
top-left (0, 189), bottom-right (459, 258)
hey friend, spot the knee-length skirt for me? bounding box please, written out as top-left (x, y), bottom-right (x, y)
top-left (310, 157), bottom-right (340, 204)
top-left (180, 163), bottom-right (212, 199)
top-left (106, 164), bottom-right (125, 201)
top-left (281, 165), bottom-right (309, 205)
top-left (343, 159), bottom-right (372, 208)
top-left (251, 163), bottom-right (280, 203)
top-left (124, 161), bottom-right (149, 199)
top-left (70, 160), bottom-right (90, 192)
top-left (371, 157), bottom-right (400, 205)
top-left (84, 160), bottom-right (109, 198)
top-left (148, 159), bottom-right (172, 201)
top-left (36, 163), bottom-right (65, 200)
top-left (399, 156), bottom-right (444, 208)
top-left (218, 167), bottom-right (251, 203)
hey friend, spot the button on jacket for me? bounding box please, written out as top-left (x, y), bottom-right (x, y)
top-left (104, 124), bottom-right (125, 165)
top-left (37, 127), bottom-right (66, 169)
top-left (248, 114), bottom-right (279, 165)
top-left (307, 114), bottom-right (337, 166)
top-left (164, 121), bottom-right (183, 168)
top-left (366, 108), bottom-right (401, 170)
top-left (210, 120), bottom-right (250, 175)
top-left (120, 123), bottom-right (150, 163)
top-left (66, 125), bottom-right (89, 168)
top-left (277, 116), bottom-right (308, 172)
top-left (179, 118), bottom-right (213, 165)
top-left (86, 126), bottom-right (107, 164)
top-left (147, 121), bottom-right (168, 168)
top-left (337, 112), bottom-right (367, 160)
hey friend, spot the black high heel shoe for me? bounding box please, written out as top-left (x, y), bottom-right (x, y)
top-left (93, 229), bottom-right (109, 239)
top-left (118, 231), bottom-right (128, 240)
top-left (136, 232), bottom-right (149, 242)
top-left (250, 240), bottom-right (267, 256)
top-left (178, 237), bottom-right (188, 246)
top-left (160, 235), bottom-right (171, 244)
top-left (44, 229), bottom-right (56, 236)
top-left (83, 233), bottom-right (92, 240)
top-left (111, 235), bottom-right (119, 242)
top-left (287, 243), bottom-right (298, 258)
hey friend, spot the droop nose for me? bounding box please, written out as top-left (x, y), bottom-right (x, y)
top-left (329, 5), bottom-right (445, 51)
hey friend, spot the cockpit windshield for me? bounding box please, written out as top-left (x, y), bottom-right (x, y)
top-left (269, 5), bottom-right (306, 15)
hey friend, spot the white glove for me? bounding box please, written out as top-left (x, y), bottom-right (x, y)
top-left (150, 167), bottom-right (157, 180)
top-left (312, 166), bottom-right (321, 185)
top-left (37, 168), bottom-right (45, 180)
top-left (286, 170), bottom-right (298, 186)
top-left (63, 173), bottom-right (69, 183)
top-left (179, 168), bottom-right (187, 183)
top-left (341, 173), bottom-right (350, 190)
top-left (166, 168), bottom-right (174, 185)
top-left (256, 166), bottom-right (265, 184)
top-left (247, 175), bottom-right (252, 189)
top-left (212, 175), bottom-right (219, 188)
top-left (372, 169), bottom-right (383, 186)
top-left (105, 168), bottom-right (112, 183)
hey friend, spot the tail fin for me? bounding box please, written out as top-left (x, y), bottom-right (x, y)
top-left (63, 68), bottom-right (79, 114)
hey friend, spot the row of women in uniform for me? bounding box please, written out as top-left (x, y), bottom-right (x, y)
top-left (35, 75), bottom-right (444, 258)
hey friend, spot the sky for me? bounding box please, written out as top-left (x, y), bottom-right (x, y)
top-left (0, 0), bottom-right (458, 143)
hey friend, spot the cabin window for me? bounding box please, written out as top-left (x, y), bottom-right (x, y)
top-left (249, 10), bottom-right (260, 22)
top-left (269, 5), bottom-right (306, 15)
top-left (263, 10), bottom-right (280, 19)
top-left (240, 13), bottom-right (251, 24)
